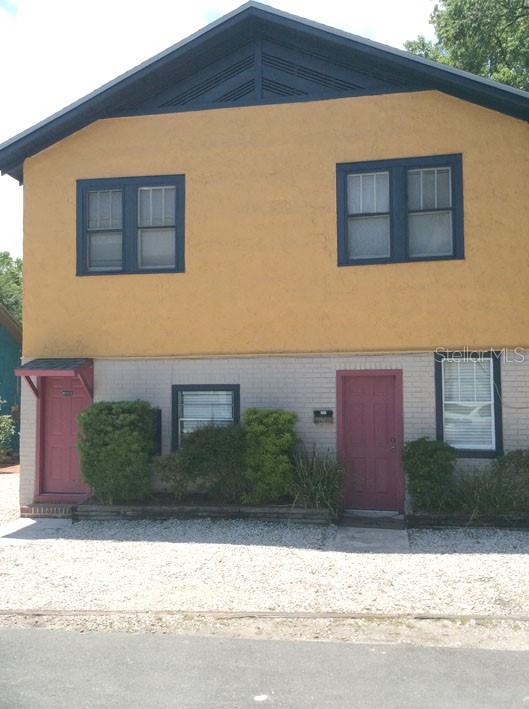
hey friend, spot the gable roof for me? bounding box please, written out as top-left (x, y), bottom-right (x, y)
top-left (0, 303), bottom-right (22, 345)
top-left (1, 1), bottom-right (528, 183)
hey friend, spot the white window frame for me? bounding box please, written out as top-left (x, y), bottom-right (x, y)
top-left (441, 357), bottom-right (496, 451)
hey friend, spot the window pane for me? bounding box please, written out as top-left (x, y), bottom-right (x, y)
top-left (348, 215), bottom-right (390, 259)
top-left (444, 403), bottom-right (494, 448)
top-left (362, 174), bottom-right (376, 213)
top-left (347, 172), bottom-right (389, 215)
top-left (375, 172), bottom-right (389, 212)
top-left (88, 231), bottom-right (122, 270)
top-left (181, 391), bottom-right (234, 421)
top-left (407, 170), bottom-right (421, 211)
top-left (436, 168), bottom-right (451, 209)
top-left (347, 175), bottom-right (362, 214)
top-left (138, 228), bottom-right (176, 269)
top-left (138, 186), bottom-right (176, 227)
top-left (422, 169), bottom-right (436, 210)
top-left (407, 167), bottom-right (452, 211)
top-left (443, 361), bottom-right (460, 400)
top-left (442, 358), bottom-right (494, 449)
top-left (408, 211), bottom-right (452, 257)
top-left (475, 361), bottom-right (493, 401)
top-left (88, 190), bottom-right (122, 229)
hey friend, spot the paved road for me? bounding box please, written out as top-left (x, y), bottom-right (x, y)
top-left (1, 628), bottom-right (528, 708)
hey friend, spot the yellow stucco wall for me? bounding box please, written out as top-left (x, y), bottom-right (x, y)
top-left (22, 90), bottom-right (529, 358)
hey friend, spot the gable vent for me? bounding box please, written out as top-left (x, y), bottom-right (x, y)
top-left (262, 52), bottom-right (362, 92)
top-left (215, 80), bottom-right (255, 102)
top-left (262, 77), bottom-right (307, 97)
top-left (161, 55), bottom-right (254, 106)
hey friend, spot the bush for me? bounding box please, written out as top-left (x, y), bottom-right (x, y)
top-left (151, 453), bottom-right (188, 501)
top-left (157, 424), bottom-right (248, 503)
top-left (446, 472), bottom-right (512, 517)
top-left (291, 447), bottom-right (342, 516)
top-left (491, 450), bottom-right (529, 513)
top-left (447, 451), bottom-right (529, 517)
top-left (78, 401), bottom-right (158, 504)
top-left (242, 408), bottom-right (298, 504)
top-left (402, 437), bottom-right (457, 512)
top-left (0, 414), bottom-right (15, 461)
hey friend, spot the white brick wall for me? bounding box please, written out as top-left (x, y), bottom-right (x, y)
top-left (18, 350), bottom-right (529, 504)
top-left (500, 351), bottom-right (529, 451)
top-left (94, 353), bottom-right (436, 455)
top-left (19, 376), bottom-right (37, 505)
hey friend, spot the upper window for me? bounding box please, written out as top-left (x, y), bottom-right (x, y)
top-left (337, 154), bottom-right (463, 266)
top-left (171, 385), bottom-right (240, 449)
top-left (77, 175), bottom-right (185, 275)
top-left (435, 352), bottom-right (502, 457)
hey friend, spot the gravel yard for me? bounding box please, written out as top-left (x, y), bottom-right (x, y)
top-left (0, 471), bottom-right (19, 522)
top-left (1, 517), bottom-right (529, 619)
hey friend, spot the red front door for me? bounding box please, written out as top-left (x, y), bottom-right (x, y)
top-left (337, 370), bottom-right (404, 512)
top-left (41, 376), bottom-right (91, 495)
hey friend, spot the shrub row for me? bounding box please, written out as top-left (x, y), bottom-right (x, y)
top-left (78, 402), bottom-right (342, 513)
top-left (403, 437), bottom-right (529, 516)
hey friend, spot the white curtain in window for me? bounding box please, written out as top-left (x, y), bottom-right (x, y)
top-left (347, 171), bottom-right (390, 259)
top-left (442, 359), bottom-right (495, 449)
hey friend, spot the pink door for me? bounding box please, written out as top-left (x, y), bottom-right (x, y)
top-left (41, 376), bottom-right (91, 495)
top-left (337, 371), bottom-right (404, 512)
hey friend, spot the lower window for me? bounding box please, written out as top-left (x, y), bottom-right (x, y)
top-left (172, 384), bottom-right (240, 449)
top-left (435, 352), bottom-right (502, 456)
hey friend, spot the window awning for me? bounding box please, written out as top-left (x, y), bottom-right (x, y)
top-left (15, 358), bottom-right (92, 378)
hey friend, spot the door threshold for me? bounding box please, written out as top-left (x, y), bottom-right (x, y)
top-left (344, 509), bottom-right (402, 518)
top-left (341, 509), bottom-right (405, 529)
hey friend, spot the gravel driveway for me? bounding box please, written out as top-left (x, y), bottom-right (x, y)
top-left (1, 518), bottom-right (529, 619)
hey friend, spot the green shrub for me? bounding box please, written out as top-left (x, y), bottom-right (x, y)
top-left (292, 447), bottom-right (343, 516)
top-left (0, 414), bottom-right (15, 461)
top-left (491, 450), bottom-right (529, 513)
top-left (151, 453), bottom-right (188, 501)
top-left (402, 437), bottom-right (457, 512)
top-left (445, 472), bottom-right (512, 517)
top-left (161, 424), bottom-right (248, 503)
top-left (242, 408), bottom-right (298, 504)
top-left (78, 401), bottom-right (158, 504)
top-left (447, 451), bottom-right (529, 517)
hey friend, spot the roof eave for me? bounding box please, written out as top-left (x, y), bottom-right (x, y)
top-left (0, 0), bottom-right (528, 182)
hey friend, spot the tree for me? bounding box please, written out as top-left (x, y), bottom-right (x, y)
top-left (405, 0), bottom-right (529, 90)
top-left (0, 252), bottom-right (22, 323)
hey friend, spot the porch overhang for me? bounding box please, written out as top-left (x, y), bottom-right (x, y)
top-left (15, 358), bottom-right (92, 378)
top-left (15, 358), bottom-right (93, 398)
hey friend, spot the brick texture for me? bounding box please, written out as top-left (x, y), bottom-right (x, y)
top-left (18, 351), bottom-right (529, 504)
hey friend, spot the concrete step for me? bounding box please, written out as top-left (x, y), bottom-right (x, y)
top-left (341, 510), bottom-right (405, 529)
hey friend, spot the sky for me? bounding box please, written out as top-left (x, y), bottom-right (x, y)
top-left (0, 0), bottom-right (436, 258)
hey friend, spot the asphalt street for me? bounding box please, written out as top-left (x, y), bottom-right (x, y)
top-left (1, 628), bottom-right (528, 708)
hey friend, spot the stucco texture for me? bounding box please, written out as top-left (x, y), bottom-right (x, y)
top-left (22, 90), bottom-right (529, 358)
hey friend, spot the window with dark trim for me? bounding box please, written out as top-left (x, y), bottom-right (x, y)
top-left (171, 384), bottom-right (240, 450)
top-left (337, 154), bottom-right (463, 266)
top-left (434, 351), bottom-right (502, 457)
top-left (77, 175), bottom-right (185, 275)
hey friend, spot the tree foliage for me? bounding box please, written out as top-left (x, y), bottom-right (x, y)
top-left (405, 0), bottom-right (529, 90)
top-left (0, 251), bottom-right (22, 322)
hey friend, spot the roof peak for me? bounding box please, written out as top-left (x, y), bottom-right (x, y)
top-left (1, 2), bottom-right (527, 182)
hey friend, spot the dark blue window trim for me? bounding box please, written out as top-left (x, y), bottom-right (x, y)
top-left (434, 350), bottom-right (503, 458)
top-left (337, 154), bottom-right (464, 267)
top-left (76, 174), bottom-right (185, 276)
top-left (171, 384), bottom-right (241, 451)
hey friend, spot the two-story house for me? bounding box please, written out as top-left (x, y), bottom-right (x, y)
top-left (1, 2), bottom-right (528, 512)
